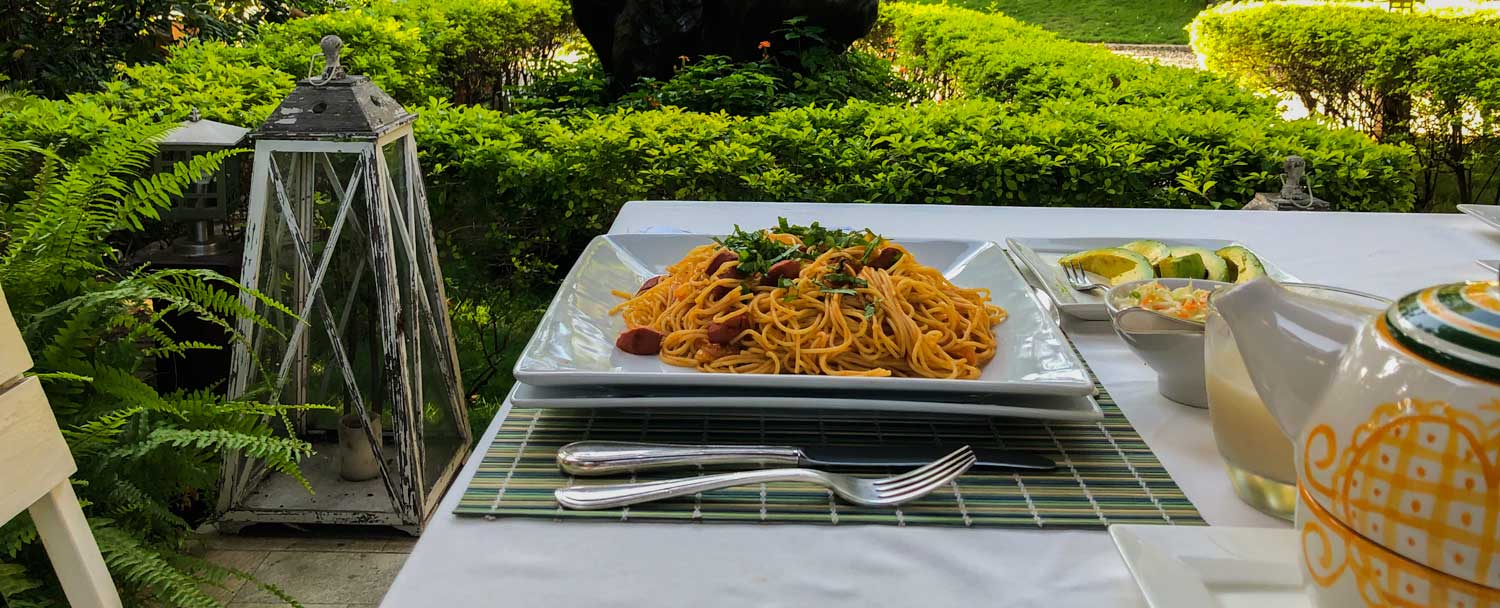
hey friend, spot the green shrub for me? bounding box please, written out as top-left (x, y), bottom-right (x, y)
top-left (872, 4), bottom-right (1276, 117)
top-left (516, 51), bottom-right (922, 116)
top-left (1191, 4), bottom-right (1500, 208)
top-left (89, 41), bottom-right (296, 128)
top-left (360, 0), bottom-right (576, 108)
top-left (0, 41), bottom-right (293, 159)
top-left (414, 98), bottom-right (1413, 290)
top-left (255, 10), bottom-right (445, 104)
top-left (252, 0), bottom-right (577, 108)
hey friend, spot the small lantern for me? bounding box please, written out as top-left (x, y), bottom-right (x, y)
top-left (218, 35), bottom-right (470, 533)
top-left (155, 109), bottom-right (248, 256)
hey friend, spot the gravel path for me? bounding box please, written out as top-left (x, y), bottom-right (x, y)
top-left (1103, 44), bottom-right (1199, 70)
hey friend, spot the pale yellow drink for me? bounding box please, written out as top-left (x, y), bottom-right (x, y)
top-left (1206, 333), bottom-right (1297, 521)
top-left (1205, 284), bottom-right (1388, 521)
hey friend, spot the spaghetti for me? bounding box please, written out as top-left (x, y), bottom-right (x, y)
top-left (609, 220), bottom-right (1007, 379)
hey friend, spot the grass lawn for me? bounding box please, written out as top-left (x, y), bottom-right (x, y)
top-left (902, 0), bottom-right (1208, 44)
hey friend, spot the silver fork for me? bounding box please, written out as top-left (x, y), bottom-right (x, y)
top-left (555, 445), bottom-right (976, 510)
top-left (1062, 261), bottom-right (1109, 292)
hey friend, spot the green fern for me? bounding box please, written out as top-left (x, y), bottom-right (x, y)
top-left (0, 562), bottom-right (43, 602)
top-left (114, 428), bottom-right (319, 493)
top-left (94, 526), bottom-right (224, 608)
top-left (0, 128), bottom-right (324, 607)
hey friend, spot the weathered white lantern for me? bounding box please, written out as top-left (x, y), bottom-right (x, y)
top-left (218, 35), bottom-right (469, 533)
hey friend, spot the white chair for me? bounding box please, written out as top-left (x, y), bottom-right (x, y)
top-left (0, 287), bottom-right (122, 607)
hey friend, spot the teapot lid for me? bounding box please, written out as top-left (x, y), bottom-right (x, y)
top-left (1385, 281), bottom-right (1500, 383)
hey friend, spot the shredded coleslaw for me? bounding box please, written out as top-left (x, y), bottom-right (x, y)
top-left (1120, 281), bottom-right (1212, 323)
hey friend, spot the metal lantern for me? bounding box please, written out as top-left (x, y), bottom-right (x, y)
top-left (217, 35), bottom-right (469, 534)
top-left (155, 109), bottom-right (248, 256)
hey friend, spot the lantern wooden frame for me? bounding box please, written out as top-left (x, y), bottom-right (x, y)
top-left (217, 37), bottom-right (469, 533)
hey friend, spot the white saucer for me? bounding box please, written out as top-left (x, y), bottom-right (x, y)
top-left (1109, 524), bottom-right (1310, 608)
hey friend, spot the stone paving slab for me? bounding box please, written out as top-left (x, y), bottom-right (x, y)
top-left (197, 524), bottom-right (414, 607)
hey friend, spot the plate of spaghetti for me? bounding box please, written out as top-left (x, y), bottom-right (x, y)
top-left (515, 220), bottom-right (1092, 396)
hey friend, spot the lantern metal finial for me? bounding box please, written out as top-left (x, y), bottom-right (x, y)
top-left (189, 107), bottom-right (201, 122)
top-left (316, 35), bottom-right (347, 83)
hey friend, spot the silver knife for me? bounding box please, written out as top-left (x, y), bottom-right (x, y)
top-left (556, 441), bottom-right (1055, 476)
top-left (1478, 259), bottom-right (1499, 274)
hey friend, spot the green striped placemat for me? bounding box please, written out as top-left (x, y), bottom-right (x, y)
top-left (453, 379), bottom-right (1205, 528)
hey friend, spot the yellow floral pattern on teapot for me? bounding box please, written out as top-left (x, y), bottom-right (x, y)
top-left (1304, 398), bottom-right (1500, 591)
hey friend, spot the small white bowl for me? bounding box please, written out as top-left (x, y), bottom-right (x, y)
top-left (1104, 278), bottom-right (1232, 408)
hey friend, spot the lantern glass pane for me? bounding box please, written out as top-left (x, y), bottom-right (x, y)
top-left (252, 150), bottom-right (393, 440)
top-left (379, 138), bottom-right (464, 493)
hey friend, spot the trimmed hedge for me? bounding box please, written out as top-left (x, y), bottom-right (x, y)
top-left (871, 4), bottom-right (1277, 116)
top-left (1191, 4), bottom-right (1500, 207)
top-left (0, 0), bottom-right (1416, 292)
top-left (417, 98), bottom-right (1413, 287)
top-left (255, 0), bottom-right (574, 107)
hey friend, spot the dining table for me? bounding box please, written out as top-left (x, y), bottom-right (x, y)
top-left (381, 201), bottom-right (1493, 607)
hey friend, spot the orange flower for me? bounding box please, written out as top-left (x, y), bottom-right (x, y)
top-left (757, 40), bottom-right (771, 50)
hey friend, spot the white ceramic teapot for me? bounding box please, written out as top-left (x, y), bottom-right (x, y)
top-left (1214, 278), bottom-right (1500, 608)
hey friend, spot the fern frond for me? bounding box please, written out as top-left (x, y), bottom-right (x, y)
top-left (107, 479), bottom-right (190, 532)
top-left (173, 554), bottom-right (305, 608)
top-left (94, 525), bottom-right (222, 608)
top-left (0, 516), bottom-right (38, 559)
top-left (88, 366), bottom-right (182, 418)
top-left (28, 370), bottom-right (93, 383)
top-left (0, 561), bottom-right (43, 601)
top-left (61, 406), bottom-right (143, 457)
top-left (112, 428), bottom-right (318, 493)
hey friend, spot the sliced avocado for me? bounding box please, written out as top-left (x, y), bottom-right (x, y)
top-left (1157, 252), bottom-right (1208, 279)
top-left (1119, 240), bottom-right (1171, 265)
top-left (1057, 247), bottom-right (1155, 286)
top-left (1216, 245), bottom-right (1267, 284)
top-left (1166, 246), bottom-right (1230, 282)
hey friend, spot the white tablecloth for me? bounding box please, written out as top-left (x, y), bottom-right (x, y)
top-left (382, 202), bottom-right (1491, 607)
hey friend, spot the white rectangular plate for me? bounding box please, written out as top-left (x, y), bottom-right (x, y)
top-left (1109, 524), bottom-right (1309, 608)
top-left (1006, 237), bottom-right (1297, 321)
top-left (1459, 205), bottom-right (1500, 231)
top-left (515, 234), bottom-right (1093, 396)
top-left (511, 382), bottom-right (1104, 421)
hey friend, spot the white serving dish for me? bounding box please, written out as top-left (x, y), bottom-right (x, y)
top-left (1103, 278), bottom-right (1230, 408)
top-left (514, 234), bottom-right (1093, 396)
top-left (1005, 237), bottom-right (1296, 320)
top-left (1459, 204), bottom-right (1500, 231)
top-left (1109, 524), bottom-right (1309, 608)
top-left (511, 382), bottom-right (1105, 421)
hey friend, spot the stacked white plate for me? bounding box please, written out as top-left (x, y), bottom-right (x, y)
top-left (509, 233), bottom-right (1104, 421)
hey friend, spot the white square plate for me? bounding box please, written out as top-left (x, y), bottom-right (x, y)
top-left (1109, 524), bottom-right (1308, 608)
top-left (1459, 205), bottom-right (1500, 231)
top-left (1006, 237), bottom-right (1297, 320)
top-left (511, 382), bottom-right (1104, 421)
top-left (514, 234), bottom-right (1093, 396)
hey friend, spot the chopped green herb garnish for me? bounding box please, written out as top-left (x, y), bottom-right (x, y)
top-left (863, 301), bottom-right (878, 318)
top-left (825, 272), bottom-right (867, 288)
top-left (820, 288), bottom-right (858, 296)
top-left (716, 218), bottom-right (884, 277)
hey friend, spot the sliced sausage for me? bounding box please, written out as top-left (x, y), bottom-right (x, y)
top-left (705, 250), bottom-right (739, 276)
top-left (761, 259), bottom-right (802, 286)
top-left (706, 314), bottom-right (752, 345)
top-left (615, 327), bottom-right (663, 355)
top-left (868, 247), bottom-right (902, 270)
top-left (708, 284), bottom-right (738, 301)
top-left (636, 275), bottom-right (664, 294)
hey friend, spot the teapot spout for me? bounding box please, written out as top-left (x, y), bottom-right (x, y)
top-left (1213, 279), bottom-right (1369, 438)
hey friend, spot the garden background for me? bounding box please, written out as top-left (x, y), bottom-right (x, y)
top-left (0, 0), bottom-right (1497, 605)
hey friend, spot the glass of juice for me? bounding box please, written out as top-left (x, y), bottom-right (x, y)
top-left (1204, 283), bottom-right (1389, 521)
